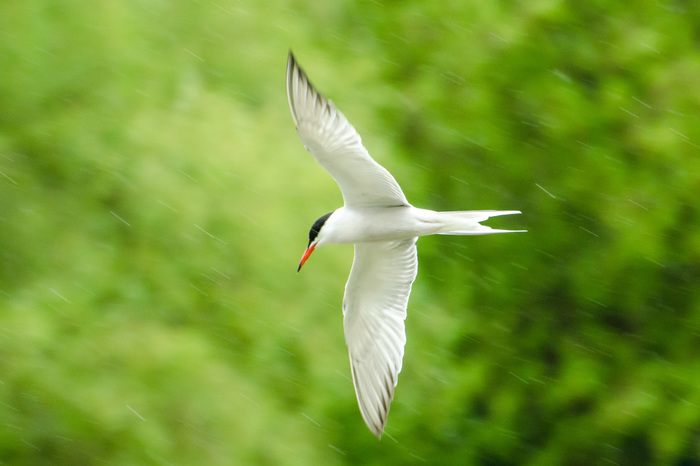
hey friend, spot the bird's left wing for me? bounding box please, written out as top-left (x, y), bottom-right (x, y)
top-left (286, 51), bottom-right (409, 209)
top-left (342, 238), bottom-right (418, 438)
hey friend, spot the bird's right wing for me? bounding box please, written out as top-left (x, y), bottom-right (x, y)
top-left (342, 238), bottom-right (418, 438)
top-left (286, 51), bottom-right (409, 209)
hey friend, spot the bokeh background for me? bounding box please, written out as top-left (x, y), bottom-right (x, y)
top-left (2, 1), bottom-right (700, 464)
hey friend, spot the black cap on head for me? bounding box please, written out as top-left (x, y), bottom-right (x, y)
top-left (308, 211), bottom-right (333, 246)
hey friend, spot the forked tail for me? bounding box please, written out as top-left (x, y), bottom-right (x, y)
top-left (436, 210), bottom-right (525, 235)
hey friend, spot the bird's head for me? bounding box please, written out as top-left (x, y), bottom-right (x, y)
top-left (298, 211), bottom-right (334, 272)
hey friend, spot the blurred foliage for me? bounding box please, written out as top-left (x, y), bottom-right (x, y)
top-left (1, 0), bottom-right (700, 464)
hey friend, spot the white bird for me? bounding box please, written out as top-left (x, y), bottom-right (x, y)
top-left (287, 51), bottom-right (524, 438)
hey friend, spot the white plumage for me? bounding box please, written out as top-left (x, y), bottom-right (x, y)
top-left (286, 51), bottom-right (524, 438)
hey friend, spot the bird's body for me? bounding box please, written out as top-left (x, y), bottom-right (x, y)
top-left (317, 206), bottom-right (521, 245)
top-left (286, 51), bottom-right (524, 438)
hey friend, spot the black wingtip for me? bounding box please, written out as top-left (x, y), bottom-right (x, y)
top-left (287, 50), bottom-right (302, 80)
top-left (286, 50), bottom-right (295, 79)
top-left (286, 50), bottom-right (302, 127)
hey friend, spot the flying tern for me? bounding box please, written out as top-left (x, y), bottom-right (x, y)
top-left (286, 51), bottom-right (524, 438)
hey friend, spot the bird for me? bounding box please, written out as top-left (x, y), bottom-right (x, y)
top-left (286, 51), bottom-right (524, 438)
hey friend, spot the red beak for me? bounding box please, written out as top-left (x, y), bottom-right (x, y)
top-left (297, 243), bottom-right (317, 272)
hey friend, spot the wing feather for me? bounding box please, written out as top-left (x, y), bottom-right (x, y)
top-left (342, 238), bottom-right (418, 437)
top-left (286, 52), bottom-right (409, 208)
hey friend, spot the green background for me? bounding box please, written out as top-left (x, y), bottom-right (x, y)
top-left (2, 1), bottom-right (700, 464)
